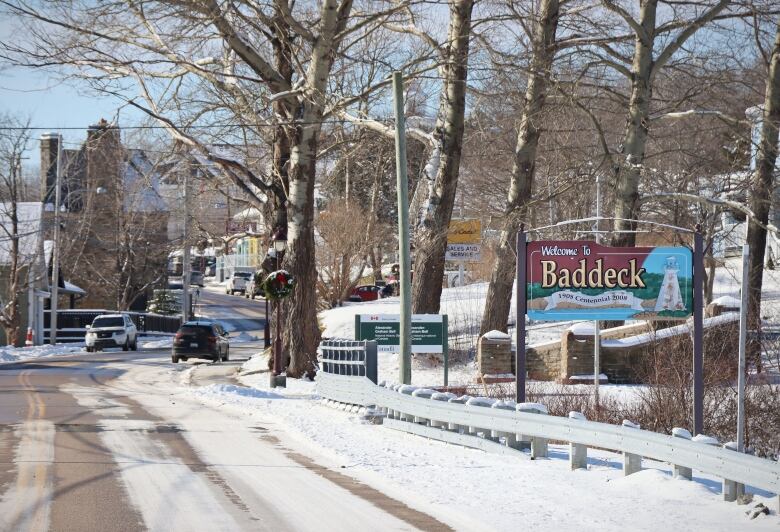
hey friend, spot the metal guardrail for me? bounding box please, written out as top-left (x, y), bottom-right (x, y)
top-left (316, 371), bottom-right (780, 503)
top-left (320, 339), bottom-right (378, 384)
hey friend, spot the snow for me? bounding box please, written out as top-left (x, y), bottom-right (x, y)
top-left (601, 313), bottom-right (739, 348)
top-left (155, 355), bottom-right (780, 531)
top-left (0, 343), bottom-right (83, 363)
top-left (483, 329), bottom-right (510, 340)
top-left (711, 295), bottom-right (741, 308)
top-left (569, 373), bottom-right (609, 381)
top-left (672, 428), bottom-right (693, 440)
top-left (692, 434), bottom-right (720, 446)
top-left (568, 322), bottom-right (598, 335)
top-left (231, 331), bottom-right (260, 343)
top-left (139, 337), bottom-right (173, 349)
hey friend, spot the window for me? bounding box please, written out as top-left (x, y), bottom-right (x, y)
top-left (92, 317), bottom-right (124, 328)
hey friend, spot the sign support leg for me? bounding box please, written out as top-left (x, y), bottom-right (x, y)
top-left (516, 227), bottom-right (527, 403)
top-left (693, 227), bottom-right (704, 435)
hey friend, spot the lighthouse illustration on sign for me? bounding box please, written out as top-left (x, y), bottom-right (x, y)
top-left (654, 256), bottom-right (685, 312)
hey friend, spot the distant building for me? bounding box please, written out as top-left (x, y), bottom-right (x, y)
top-left (39, 120), bottom-right (171, 310)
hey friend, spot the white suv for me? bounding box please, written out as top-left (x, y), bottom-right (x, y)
top-left (226, 271), bottom-right (252, 295)
top-left (85, 314), bottom-right (138, 352)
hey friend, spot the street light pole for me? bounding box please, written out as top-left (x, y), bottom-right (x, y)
top-left (271, 237), bottom-right (287, 388)
top-left (182, 168), bottom-right (191, 322)
top-left (50, 134), bottom-right (63, 345)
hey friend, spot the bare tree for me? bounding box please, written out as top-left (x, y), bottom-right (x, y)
top-left (746, 14), bottom-right (780, 366)
top-left (596, 0), bottom-right (730, 246)
top-left (0, 114), bottom-right (35, 345)
top-left (479, 0), bottom-right (561, 335)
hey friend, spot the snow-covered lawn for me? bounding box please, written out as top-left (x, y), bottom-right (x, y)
top-left (319, 257), bottom-right (780, 387)
top-left (172, 353), bottom-right (779, 531)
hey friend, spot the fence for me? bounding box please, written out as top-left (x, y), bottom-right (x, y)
top-left (44, 309), bottom-right (182, 343)
top-left (316, 367), bottom-right (780, 507)
top-left (320, 339), bottom-right (378, 384)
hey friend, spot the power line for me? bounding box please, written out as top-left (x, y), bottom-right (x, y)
top-left (0, 118), bottom-right (395, 131)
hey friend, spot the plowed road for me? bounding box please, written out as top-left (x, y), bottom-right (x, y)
top-left (0, 347), bottom-right (449, 531)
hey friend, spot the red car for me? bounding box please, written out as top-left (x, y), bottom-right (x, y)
top-left (350, 285), bottom-right (382, 302)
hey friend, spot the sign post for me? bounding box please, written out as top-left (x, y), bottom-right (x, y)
top-left (693, 227), bottom-right (704, 435)
top-left (516, 226), bottom-right (527, 402)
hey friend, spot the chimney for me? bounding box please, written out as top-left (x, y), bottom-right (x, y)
top-left (40, 132), bottom-right (61, 205)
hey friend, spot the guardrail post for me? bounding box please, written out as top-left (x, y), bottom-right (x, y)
top-left (492, 401), bottom-right (517, 448)
top-left (570, 442), bottom-right (587, 470)
top-left (671, 428), bottom-right (692, 480)
top-left (411, 389), bottom-right (434, 425)
top-left (447, 396), bottom-right (468, 432)
top-left (622, 420), bottom-right (642, 475)
top-left (569, 412), bottom-right (588, 469)
top-left (721, 443), bottom-right (745, 502)
top-left (517, 403), bottom-right (548, 458)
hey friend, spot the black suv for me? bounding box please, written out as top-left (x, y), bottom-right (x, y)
top-left (172, 321), bottom-right (230, 363)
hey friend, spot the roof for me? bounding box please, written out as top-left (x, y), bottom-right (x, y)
top-left (232, 206), bottom-right (264, 223)
top-left (0, 202), bottom-right (43, 266)
top-left (124, 150), bottom-right (169, 213)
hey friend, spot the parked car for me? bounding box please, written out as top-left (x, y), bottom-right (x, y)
top-left (85, 314), bottom-right (138, 352)
top-left (244, 271), bottom-right (264, 300)
top-left (350, 285), bottom-right (382, 302)
top-left (190, 271), bottom-right (205, 287)
top-left (226, 271), bottom-right (252, 294)
top-left (167, 276), bottom-right (184, 290)
top-left (172, 320), bottom-right (229, 363)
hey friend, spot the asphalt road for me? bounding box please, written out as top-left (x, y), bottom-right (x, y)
top-left (0, 299), bottom-right (449, 531)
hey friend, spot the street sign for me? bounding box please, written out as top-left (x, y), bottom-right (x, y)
top-left (355, 314), bottom-right (447, 353)
top-left (526, 241), bottom-right (693, 321)
top-left (445, 243), bottom-right (481, 262)
top-left (447, 219), bottom-right (481, 262)
top-left (447, 219), bottom-right (481, 244)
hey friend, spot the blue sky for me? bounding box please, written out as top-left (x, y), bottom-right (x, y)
top-left (0, 16), bottom-right (141, 164)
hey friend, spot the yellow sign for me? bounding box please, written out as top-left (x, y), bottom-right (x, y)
top-left (447, 219), bottom-right (481, 245)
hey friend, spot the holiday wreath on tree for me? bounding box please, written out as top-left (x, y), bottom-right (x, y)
top-left (262, 270), bottom-right (296, 300)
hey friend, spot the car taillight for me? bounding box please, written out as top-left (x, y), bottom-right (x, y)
top-left (206, 335), bottom-right (217, 343)
top-left (175, 332), bottom-right (183, 340)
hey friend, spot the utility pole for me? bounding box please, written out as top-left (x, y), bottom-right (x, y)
top-left (393, 71), bottom-right (412, 385)
top-left (182, 167), bottom-right (191, 322)
top-left (50, 134), bottom-right (63, 345)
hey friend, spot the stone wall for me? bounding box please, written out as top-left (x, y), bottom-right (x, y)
top-left (477, 332), bottom-right (513, 376)
top-left (525, 315), bottom-right (739, 384)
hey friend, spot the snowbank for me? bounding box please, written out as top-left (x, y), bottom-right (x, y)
top-left (0, 343), bottom-right (84, 363)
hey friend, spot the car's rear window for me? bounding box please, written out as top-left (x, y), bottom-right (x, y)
top-left (234, 272), bottom-right (251, 278)
top-left (93, 317), bottom-right (124, 328)
top-left (179, 325), bottom-right (212, 335)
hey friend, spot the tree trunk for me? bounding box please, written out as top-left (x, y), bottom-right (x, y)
top-left (411, 0), bottom-right (474, 314)
top-left (611, 0), bottom-right (657, 248)
top-left (746, 17), bottom-right (780, 370)
top-left (479, 0), bottom-right (559, 335)
top-left (284, 0), bottom-right (353, 378)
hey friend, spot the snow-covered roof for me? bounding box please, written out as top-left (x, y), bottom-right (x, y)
top-left (0, 202), bottom-right (43, 266)
top-left (124, 150), bottom-right (169, 213)
top-left (232, 206), bottom-right (264, 223)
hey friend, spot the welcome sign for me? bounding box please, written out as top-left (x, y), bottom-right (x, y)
top-left (526, 241), bottom-right (693, 321)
